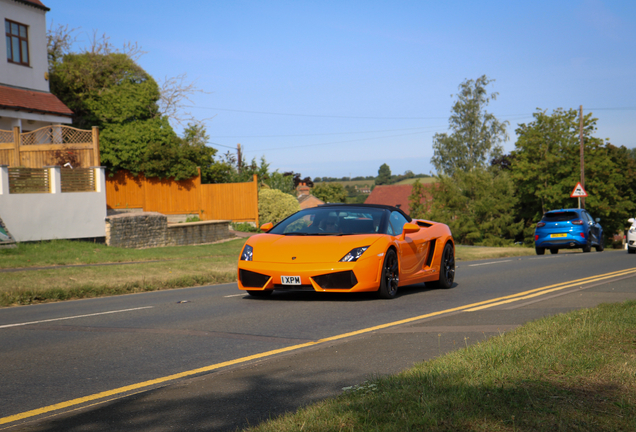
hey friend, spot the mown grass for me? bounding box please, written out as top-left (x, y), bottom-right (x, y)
top-left (0, 239), bottom-right (542, 307)
top-left (0, 239), bottom-right (245, 306)
top-left (244, 301), bottom-right (636, 431)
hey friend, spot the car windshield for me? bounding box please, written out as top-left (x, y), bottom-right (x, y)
top-left (542, 211), bottom-right (578, 222)
top-left (269, 207), bottom-right (388, 235)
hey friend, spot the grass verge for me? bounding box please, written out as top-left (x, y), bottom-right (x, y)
top-left (0, 239), bottom-right (245, 306)
top-left (244, 301), bottom-right (636, 431)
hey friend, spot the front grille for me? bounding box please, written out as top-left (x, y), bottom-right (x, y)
top-left (312, 271), bottom-right (358, 289)
top-left (274, 285), bottom-right (315, 291)
top-left (239, 269), bottom-right (270, 288)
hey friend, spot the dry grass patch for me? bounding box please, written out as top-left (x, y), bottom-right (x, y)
top-left (456, 245), bottom-right (536, 261)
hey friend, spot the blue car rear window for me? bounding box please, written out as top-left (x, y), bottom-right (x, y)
top-left (542, 212), bottom-right (578, 222)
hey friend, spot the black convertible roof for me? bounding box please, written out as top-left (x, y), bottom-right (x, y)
top-left (316, 203), bottom-right (412, 222)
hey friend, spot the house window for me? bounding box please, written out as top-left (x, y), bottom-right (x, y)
top-left (5, 19), bottom-right (29, 66)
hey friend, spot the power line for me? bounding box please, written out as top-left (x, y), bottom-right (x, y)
top-left (208, 125), bottom-right (440, 139)
top-left (185, 105), bottom-right (447, 120)
top-left (241, 130), bottom-right (432, 153)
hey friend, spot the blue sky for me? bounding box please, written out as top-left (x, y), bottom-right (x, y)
top-left (47, 0), bottom-right (636, 179)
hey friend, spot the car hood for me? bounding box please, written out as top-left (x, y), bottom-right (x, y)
top-left (247, 234), bottom-right (383, 263)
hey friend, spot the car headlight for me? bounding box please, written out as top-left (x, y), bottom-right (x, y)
top-left (240, 244), bottom-right (253, 261)
top-left (339, 246), bottom-right (369, 262)
top-left (630, 227), bottom-right (635, 233)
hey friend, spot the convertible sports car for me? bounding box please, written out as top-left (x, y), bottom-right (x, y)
top-left (237, 204), bottom-right (455, 299)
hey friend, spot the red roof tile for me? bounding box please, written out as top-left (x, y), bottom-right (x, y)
top-left (365, 183), bottom-right (434, 215)
top-left (14, 0), bottom-right (50, 11)
top-left (0, 85), bottom-right (72, 117)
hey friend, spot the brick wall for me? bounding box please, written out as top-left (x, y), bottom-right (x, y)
top-left (105, 212), bottom-right (234, 248)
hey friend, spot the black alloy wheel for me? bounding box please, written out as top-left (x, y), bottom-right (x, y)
top-left (595, 236), bottom-right (605, 252)
top-left (378, 249), bottom-right (399, 299)
top-left (430, 242), bottom-right (455, 289)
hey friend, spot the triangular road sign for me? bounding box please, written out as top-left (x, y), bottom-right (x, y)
top-left (570, 182), bottom-right (588, 198)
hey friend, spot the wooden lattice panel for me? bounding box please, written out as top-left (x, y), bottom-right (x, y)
top-left (21, 125), bottom-right (92, 146)
top-left (0, 129), bottom-right (12, 144)
top-left (61, 168), bottom-right (95, 192)
top-left (8, 168), bottom-right (50, 194)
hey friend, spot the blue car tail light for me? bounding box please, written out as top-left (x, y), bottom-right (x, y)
top-left (536, 222), bottom-right (545, 227)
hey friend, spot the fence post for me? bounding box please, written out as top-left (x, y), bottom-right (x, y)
top-left (47, 166), bottom-right (61, 194)
top-left (12, 126), bottom-right (20, 167)
top-left (92, 127), bottom-right (100, 167)
top-left (196, 167), bottom-right (204, 221)
top-left (0, 165), bottom-right (8, 195)
top-left (253, 173), bottom-right (259, 227)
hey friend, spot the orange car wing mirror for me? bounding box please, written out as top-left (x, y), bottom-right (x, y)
top-left (260, 222), bottom-right (274, 232)
top-left (401, 223), bottom-right (420, 239)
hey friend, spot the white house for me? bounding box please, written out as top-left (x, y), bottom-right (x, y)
top-left (1, 0), bottom-right (72, 132)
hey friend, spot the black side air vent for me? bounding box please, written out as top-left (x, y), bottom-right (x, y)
top-left (425, 240), bottom-right (437, 267)
top-left (417, 221), bottom-right (433, 228)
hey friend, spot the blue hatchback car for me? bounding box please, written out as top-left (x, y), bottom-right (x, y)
top-left (534, 209), bottom-right (604, 255)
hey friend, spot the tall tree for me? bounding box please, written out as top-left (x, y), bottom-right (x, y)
top-left (431, 75), bottom-right (508, 177)
top-left (375, 163), bottom-right (392, 185)
top-left (512, 108), bottom-right (636, 241)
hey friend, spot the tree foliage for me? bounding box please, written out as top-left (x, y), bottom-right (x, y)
top-left (431, 75), bottom-right (508, 177)
top-left (411, 170), bottom-right (521, 245)
top-left (375, 164), bottom-right (392, 185)
top-left (47, 26), bottom-right (221, 181)
top-left (512, 108), bottom-right (636, 242)
top-left (258, 188), bottom-right (301, 225)
top-left (312, 183), bottom-right (347, 203)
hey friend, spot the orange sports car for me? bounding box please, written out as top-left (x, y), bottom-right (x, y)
top-left (237, 204), bottom-right (455, 299)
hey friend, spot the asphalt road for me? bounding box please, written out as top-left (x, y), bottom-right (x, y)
top-left (1, 249), bottom-right (635, 431)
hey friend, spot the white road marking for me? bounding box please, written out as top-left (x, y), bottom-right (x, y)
top-left (0, 306), bottom-right (154, 329)
top-left (468, 260), bottom-right (512, 267)
top-left (224, 293), bottom-right (245, 298)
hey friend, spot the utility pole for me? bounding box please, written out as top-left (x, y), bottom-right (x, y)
top-left (579, 106), bottom-right (585, 209)
top-left (237, 143), bottom-right (242, 174)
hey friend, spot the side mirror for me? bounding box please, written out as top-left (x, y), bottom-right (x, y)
top-left (401, 223), bottom-right (420, 239)
top-left (260, 222), bottom-right (273, 232)
top-left (629, 218), bottom-right (635, 224)
top-left (595, 218), bottom-right (601, 223)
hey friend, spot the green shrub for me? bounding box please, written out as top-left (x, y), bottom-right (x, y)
top-left (231, 222), bottom-right (261, 233)
top-left (258, 188), bottom-right (300, 225)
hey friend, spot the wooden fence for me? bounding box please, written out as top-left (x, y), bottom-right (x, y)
top-left (106, 170), bottom-right (259, 224)
top-left (0, 125), bottom-right (100, 168)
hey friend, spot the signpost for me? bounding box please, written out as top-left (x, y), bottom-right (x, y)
top-left (570, 182), bottom-right (588, 209)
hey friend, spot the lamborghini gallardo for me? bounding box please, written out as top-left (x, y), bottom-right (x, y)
top-left (237, 204), bottom-right (455, 299)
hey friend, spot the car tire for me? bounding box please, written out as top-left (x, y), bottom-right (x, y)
top-left (535, 247), bottom-right (545, 255)
top-left (628, 247), bottom-right (636, 254)
top-left (377, 249), bottom-right (399, 299)
top-left (595, 237), bottom-right (604, 252)
top-left (429, 242), bottom-right (455, 289)
top-left (246, 290), bottom-right (273, 297)
top-left (582, 240), bottom-right (592, 253)
top-left (550, 248), bottom-right (559, 254)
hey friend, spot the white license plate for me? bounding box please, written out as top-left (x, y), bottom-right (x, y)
top-left (281, 276), bottom-right (301, 285)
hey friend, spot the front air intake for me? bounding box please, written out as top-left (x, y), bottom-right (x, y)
top-left (312, 271), bottom-right (358, 289)
top-left (239, 269), bottom-right (270, 288)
